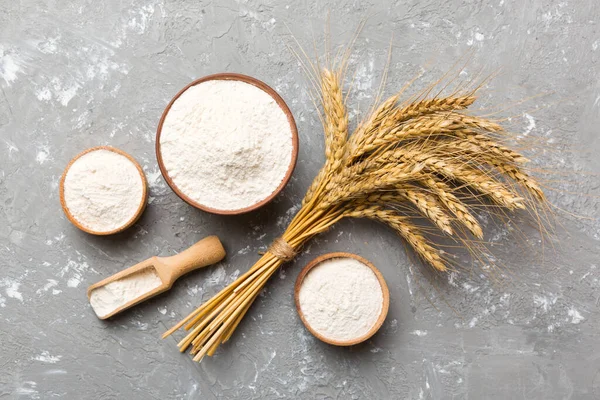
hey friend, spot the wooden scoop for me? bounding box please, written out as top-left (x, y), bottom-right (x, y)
top-left (87, 235), bottom-right (226, 320)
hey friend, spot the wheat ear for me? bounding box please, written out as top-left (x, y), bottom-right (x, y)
top-left (345, 205), bottom-right (447, 271)
top-left (355, 190), bottom-right (454, 236)
top-left (303, 68), bottom-right (349, 205)
top-left (422, 177), bottom-right (483, 239)
top-left (395, 96), bottom-right (476, 123)
top-left (351, 116), bottom-right (464, 160)
top-left (348, 94), bottom-right (399, 157)
top-left (487, 161), bottom-right (546, 201)
top-left (400, 187), bottom-right (454, 235)
top-left (321, 68), bottom-right (348, 168)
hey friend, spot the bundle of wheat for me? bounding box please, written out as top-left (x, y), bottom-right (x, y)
top-left (163, 60), bottom-right (546, 362)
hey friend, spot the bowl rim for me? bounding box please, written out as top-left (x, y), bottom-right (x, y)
top-left (294, 252), bottom-right (390, 347)
top-left (59, 146), bottom-right (148, 236)
top-left (155, 73), bottom-right (299, 215)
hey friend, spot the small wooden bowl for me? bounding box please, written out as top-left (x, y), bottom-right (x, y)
top-left (155, 73), bottom-right (299, 215)
top-left (294, 252), bottom-right (390, 346)
top-left (59, 146), bottom-right (148, 235)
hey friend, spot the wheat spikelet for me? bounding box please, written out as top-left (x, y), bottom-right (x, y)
top-left (352, 111), bottom-right (507, 163)
top-left (303, 69), bottom-right (348, 206)
top-left (357, 144), bottom-right (521, 210)
top-left (368, 146), bottom-right (525, 209)
top-left (302, 166), bottom-right (326, 206)
top-left (347, 96), bottom-right (475, 161)
top-left (424, 156), bottom-right (525, 209)
top-left (487, 160), bottom-right (546, 201)
top-left (321, 68), bottom-right (348, 165)
top-left (348, 94), bottom-right (399, 157)
top-left (345, 205), bottom-right (447, 271)
top-left (422, 177), bottom-right (483, 239)
top-left (400, 187), bottom-right (454, 235)
top-left (440, 137), bottom-right (526, 167)
top-left (451, 131), bottom-right (528, 164)
top-left (396, 96), bottom-right (476, 123)
top-left (320, 159), bottom-right (423, 208)
top-left (351, 116), bottom-right (462, 159)
top-left (353, 189), bottom-right (454, 235)
top-left (431, 112), bottom-right (504, 132)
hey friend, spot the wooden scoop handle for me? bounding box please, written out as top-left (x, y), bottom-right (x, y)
top-left (161, 236), bottom-right (226, 282)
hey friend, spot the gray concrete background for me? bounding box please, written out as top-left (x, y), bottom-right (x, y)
top-left (1, 0), bottom-right (599, 398)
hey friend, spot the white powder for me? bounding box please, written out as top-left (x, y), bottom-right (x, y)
top-left (63, 149), bottom-right (144, 233)
top-left (89, 268), bottom-right (162, 318)
top-left (298, 257), bottom-right (384, 342)
top-left (159, 79), bottom-right (293, 211)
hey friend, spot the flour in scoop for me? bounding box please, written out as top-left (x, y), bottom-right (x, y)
top-left (89, 268), bottom-right (162, 318)
top-left (63, 149), bottom-right (145, 233)
top-left (159, 79), bottom-right (293, 211)
top-left (298, 258), bottom-right (384, 342)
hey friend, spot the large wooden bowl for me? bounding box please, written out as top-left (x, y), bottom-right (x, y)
top-left (294, 252), bottom-right (390, 346)
top-left (155, 73), bottom-right (299, 215)
top-left (59, 146), bottom-right (148, 235)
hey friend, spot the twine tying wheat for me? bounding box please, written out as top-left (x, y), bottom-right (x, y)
top-left (163, 53), bottom-right (547, 362)
top-left (267, 237), bottom-right (296, 261)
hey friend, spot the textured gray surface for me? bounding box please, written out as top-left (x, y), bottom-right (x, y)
top-left (1, 0), bottom-right (600, 399)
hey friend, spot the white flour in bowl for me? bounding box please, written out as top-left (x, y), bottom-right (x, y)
top-left (298, 257), bottom-right (384, 342)
top-left (63, 148), bottom-right (145, 233)
top-left (159, 79), bottom-right (293, 211)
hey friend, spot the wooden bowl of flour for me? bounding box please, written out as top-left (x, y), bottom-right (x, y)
top-left (60, 146), bottom-right (148, 235)
top-left (294, 252), bottom-right (390, 346)
top-left (155, 73), bottom-right (299, 215)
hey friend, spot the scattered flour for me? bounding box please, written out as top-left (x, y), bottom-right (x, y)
top-left (567, 307), bottom-right (584, 324)
top-left (468, 317), bottom-right (479, 328)
top-left (36, 279), bottom-right (58, 295)
top-left (60, 259), bottom-right (90, 290)
top-left (237, 245), bottom-right (251, 255)
top-left (298, 257), bottom-right (384, 342)
top-left (67, 276), bottom-right (81, 288)
top-left (36, 148), bottom-right (49, 164)
top-left (63, 148), bottom-right (145, 233)
top-left (33, 351), bottom-right (62, 364)
top-left (159, 79), bottom-right (293, 211)
top-left (0, 278), bottom-right (23, 302)
top-left (15, 381), bottom-right (38, 398)
top-left (523, 113), bottom-right (536, 135)
top-left (89, 268), bottom-right (162, 318)
top-left (0, 46), bottom-right (21, 85)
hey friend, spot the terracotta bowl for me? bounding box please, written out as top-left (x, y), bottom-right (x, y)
top-left (155, 73), bottom-right (299, 215)
top-left (59, 146), bottom-right (148, 236)
top-left (294, 252), bottom-right (390, 346)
